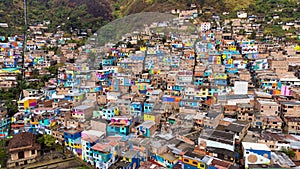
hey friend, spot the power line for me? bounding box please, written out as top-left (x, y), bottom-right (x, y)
top-left (22, 0), bottom-right (27, 80)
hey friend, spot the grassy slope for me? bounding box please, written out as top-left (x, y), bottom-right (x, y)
top-left (0, 0), bottom-right (299, 35)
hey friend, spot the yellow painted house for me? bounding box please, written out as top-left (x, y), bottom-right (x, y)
top-left (144, 112), bottom-right (161, 125)
top-left (17, 97), bottom-right (38, 112)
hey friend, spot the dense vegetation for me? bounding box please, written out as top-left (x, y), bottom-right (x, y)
top-left (0, 64), bottom-right (63, 116)
top-left (0, 0), bottom-right (299, 36)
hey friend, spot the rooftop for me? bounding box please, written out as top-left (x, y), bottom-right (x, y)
top-left (285, 116), bottom-right (300, 122)
top-left (281, 101), bottom-right (300, 106)
top-left (123, 150), bottom-right (138, 159)
top-left (242, 142), bottom-right (271, 151)
top-left (200, 129), bottom-right (234, 145)
top-left (8, 132), bottom-right (41, 153)
top-left (138, 120), bottom-right (156, 129)
top-left (82, 130), bottom-right (105, 138)
top-left (74, 105), bottom-right (92, 110)
top-left (217, 94), bottom-right (251, 101)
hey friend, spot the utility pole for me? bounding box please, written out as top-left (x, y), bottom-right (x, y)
top-left (22, 0), bottom-right (27, 80)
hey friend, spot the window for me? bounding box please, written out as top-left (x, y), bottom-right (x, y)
top-left (18, 151), bottom-right (25, 159)
top-left (31, 150), bottom-right (35, 155)
top-left (192, 161), bottom-right (198, 165)
top-left (183, 159), bottom-right (189, 163)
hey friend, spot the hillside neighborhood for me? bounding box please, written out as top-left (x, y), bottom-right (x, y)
top-left (1, 3), bottom-right (300, 169)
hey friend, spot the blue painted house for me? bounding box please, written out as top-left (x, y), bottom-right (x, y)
top-left (172, 85), bottom-right (186, 92)
top-left (92, 136), bottom-right (122, 169)
top-left (0, 117), bottom-right (11, 138)
top-left (39, 118), bottom-right (50, 127)
top-left (179, 99), bottom-right (200, 108)
top-left (102, 105), bottom-right (119, 120)
top-left (102, 58), bottom-right (115, 66)
top-left (135, 120), bottom-right (156, 137)
top-left (204, 70), bottom-right (212, 77)
top-left (194, 77), bottom-right (204, 86)
top-left (153, 153), bottom-right (179, 169)
top-left (120, 150), bottom-right (140, 169)
top-left (225, 64), bottom-right (238, 74)
top-left (64, 130), bottom-right (82, 157)
top-left (107, 116), bottom-right (134, 136)
top-left (81, 130), bottom-right (105, 165)
top-left (213, 73), bottom-right (228, 86)
top-left (130, 102), bottom-right (143, 118)
top-left (144, 101), bottom-right (154, 114)
top-left (44, 88), bottom-right (56, 100)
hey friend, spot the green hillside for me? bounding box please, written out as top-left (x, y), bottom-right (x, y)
top-left (0, 0), bottom-right (299, 35)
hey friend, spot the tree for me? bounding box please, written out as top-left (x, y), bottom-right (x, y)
top-left (239, 29), bottom-right (246, 35)
top-left (32, 68), bottom-right (39, 79)
top-left (44, 135), bottom-right (56, 147)
top-left (37, 134), bottom-right (56, 148)
top-left (5, 99), bottom-right (18, 117)
top-left (281, 147), bottom-right (296, 159)
top-left (37, 134), bottom-right (45, 145)
top-left (41, 75), bottom-right (51, 83)
top-left (250, 31), bottom-right (256, 40)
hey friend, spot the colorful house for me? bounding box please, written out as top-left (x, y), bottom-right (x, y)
top-left (162, 91), bottom-right (181, 103)
top-left (242, 142), bottom-right (271, 169)
top-left (194, 77), bottom-right (204, 86)
top-left (102, 58), bottom-right (115, 66)
top-left (179, 99), bottom-right (200, 108)
top-left (96, 70), bottom-right (114, 81)
top-left (136, 82), bottom-right (150, 94)
top-left (121, 150), bottom-right (140, 169)
top-left (135, 120), bottom-right (156, 137)
top-left (130, 102), bottom-right (144, 119)
top-left (144, 101), bottom-right (155, 114)
top-left (213, 73), bottom-right (228, 86)
top-left (152, 153), bottom-right (179, 168)
top-left (172, 85), bottom-right (186, 92)
top-left (107, 116), bottom-right (134, 136)
top-left (92, 136), bottom-right (122, 169)
top-left (64, 130), bottom-right (82, 157)
top-left (102, 105), bottom-right (119, 120)
top-left (81, 130), bottom-right (105, 165)
top-left (0, 117), bottom-right (11, 138)
top-left (72, 105), bottom-right (93, 119)
top-left (225, 64), bottom-right (238, 74)
top-left (64, 92), bottom-right (85, 102)
top-left (17, 97), bottom-right (38, 112)
top-left (179, 151), bottom-right (206, 169)
top-left (44, 88), bottom-right (56, 100)
top-left (144, 112), bottom-right (161, 125)
top-left (194, 87), bottom-right (218, 100)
